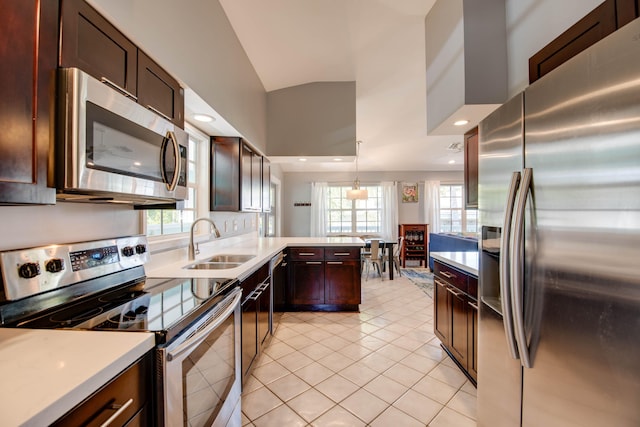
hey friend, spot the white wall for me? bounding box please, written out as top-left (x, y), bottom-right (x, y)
top-left (282, 170), bottom-right (462, 236)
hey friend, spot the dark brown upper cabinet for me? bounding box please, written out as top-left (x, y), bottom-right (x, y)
top-left (0, 0), bottom-right (57, 205)
top-left (262, 157), bottom-right (271, 213)
top-left (60, 0), bottom-right (184, 127)
top-left (529, 0), bottom-right (639, 84)
top-left (211, 136), bottom-right (241, 212)
top-left (137, 51), bottom-right (184, 126)
top-left (210, 136), bottom-right (264, 213)
top-left (464, 127), bottom-right (478, 209)
top-left (60, 0), bottom-right (137, 98)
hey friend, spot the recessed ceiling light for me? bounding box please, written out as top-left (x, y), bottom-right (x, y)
top-left (333, 158), bottom-right (343, 161)
top-left (454, 120), bottom-right (469, 126)
top-left (193, 114), bottom-right (215, 123)
top-left (298, 158), bottom-right (308, 162)
top-left (133, 161), bottom-right (141, 166)
top-left (448, 160), bottom-right (456, 164)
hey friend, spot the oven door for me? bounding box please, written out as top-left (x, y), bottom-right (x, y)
top-left (157, 288), bottom-right (242, 427)
top-left (58, 67), bottom-right (188, 201)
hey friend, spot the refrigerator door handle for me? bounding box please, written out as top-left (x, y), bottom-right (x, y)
top-left (500, 171), bottom-right (521, 360)
top-left (511, 167), bottom-right (533, 368)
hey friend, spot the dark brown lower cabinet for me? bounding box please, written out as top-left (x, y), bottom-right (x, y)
top-left (52, 352), bottom-right (152, 426)
top-left (290, 260), bottom-right (325, 305)
top-left (433, 259), bottom-right (477, 384)
top-left (240, 264), bottom-right (270, 384)
top-left (288, 247), bottom-right (361, 310)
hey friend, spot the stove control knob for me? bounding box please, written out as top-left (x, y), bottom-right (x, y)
top-left (135, 244), bottom-right (147, 255)
top-left (18, 262), bottom-right (41, 279)
top-left (122, 246), bottom-right (135, 257)
top-left (45, 258), bottom-right (65, 273)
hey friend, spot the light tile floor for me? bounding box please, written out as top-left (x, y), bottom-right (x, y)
top-left (241, 273), bottom-right (477, 426)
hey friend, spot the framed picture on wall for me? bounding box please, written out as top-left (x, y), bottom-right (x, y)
top-left (402, 183), bottom-right (418, 203)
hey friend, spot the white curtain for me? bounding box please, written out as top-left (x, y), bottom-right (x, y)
top-left (424, 180), bottom-right (440, 233)
top-left (310, 182), bottom-right (328, 237)
top-left (380, 181), bottom-right (398, 241)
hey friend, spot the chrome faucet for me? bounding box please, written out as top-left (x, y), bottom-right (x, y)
top-left (188, 217), bottom-right (222, 260)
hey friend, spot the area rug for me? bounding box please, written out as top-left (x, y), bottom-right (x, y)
top-left (400, 268), bottom-right (434, 299)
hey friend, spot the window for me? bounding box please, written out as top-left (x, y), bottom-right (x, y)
top-left (327, 185), bottom-right (381, 235)
top-left (439, 184), bottom-right (478, 233)
top-left (145, 128), bottom-right (203, 236)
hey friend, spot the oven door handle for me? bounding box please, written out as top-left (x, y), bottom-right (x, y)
top-left (167, 289), bottom-right (241, 362)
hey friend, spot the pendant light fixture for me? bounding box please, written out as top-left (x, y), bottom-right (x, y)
top-left (346, 140), bottom-right (368, 200)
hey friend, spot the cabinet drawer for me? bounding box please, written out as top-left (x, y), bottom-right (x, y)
top-left (289, 247), bottom-right (324, 261)
top-left (434, 260), bottom-right (467, 293)
top-left (52, 352), bottom-right (151, 426)
top-left (325, 247), bottom-right (360, 260)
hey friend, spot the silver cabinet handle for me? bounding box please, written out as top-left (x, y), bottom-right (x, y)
top-left (468, 301), bottom-right (479, 310)
top-left (501, 171), bottom-right (521, 360)
top-left (441, 271), bottom-right (456, 279)
top-left (305, 261), bottom-right (322, 265)
top-left (446, 287), bottom-right (464, 297)
top-left (298, 252), bottom-right (317, 256)
top-left (511, 167), bottom-right (533, 368)
top-left (99, 398), bottom-right (134, 427)
top-left (249, 291), bottom-right (262, 301)
top-left (100, 77), bottom-right (137, 100)
top-left (435, 278), bottom-right (448, 288)
top-left (327, 261), bottom-right (343, 265)
top-left (147, 104), bottom-right (173, 122)
top-left (332, 252), bottom-right (350, 256)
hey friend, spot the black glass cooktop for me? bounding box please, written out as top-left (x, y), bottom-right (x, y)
top-left (14, 276), bottom-right (238, 344)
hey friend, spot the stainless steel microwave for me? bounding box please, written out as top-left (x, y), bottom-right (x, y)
top-left (55, 67), bottom-right (188, 206)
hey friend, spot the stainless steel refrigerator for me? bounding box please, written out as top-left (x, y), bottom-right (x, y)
top-left (477, 17), bottom-right (640, 427)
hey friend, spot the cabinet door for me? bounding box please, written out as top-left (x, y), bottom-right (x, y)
top-left (0, 0), bottom-right (57, 205)
top-left (60, 0), bottom-right (137, 97)
top-left (210, 137), bottom-right (240, 211)
top-left (616, 0), bottom-right (640, 27)
top-left (449, 287), bottom-right (468, 366)
top-left (464, 127), bottom-right (478, 209)
top-left (240, 143), bottom-right (254, 211)
top-left (251, 151), bottom-right (263, 211)
top-left (467, 299), bottom-right (478, 382)
top-left (262, 157), bottom-right (271, 212)
top-left (258, 282), bottom-right (270, 345)
top-left (325, 260), bottom-right (361, 305)
top-left (434, 277), bottom-right (450, 345)
top-left (528, 0), bottom-right (616, 83)
top-left (289, 261), bottom-right (325, 305)
top-left (137, 51), bottom-right (184, 128)
top-left (241, 297), bottom-right (258, 380)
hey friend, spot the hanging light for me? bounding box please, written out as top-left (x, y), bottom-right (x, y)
top-left (346, 140), bottom-right (368, 200)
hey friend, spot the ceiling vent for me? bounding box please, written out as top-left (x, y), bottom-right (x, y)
top-left (447, 142), bottom-right (463, 152)
top-left (425, 0), bottom-right (507, 135)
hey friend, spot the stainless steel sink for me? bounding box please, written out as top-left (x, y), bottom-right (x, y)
top-left (182, 254), bottom-right (256, 270)
top-left (183, 262), bottom-right (244, 270)
top-left (202, 254), bottom-right (256, 263)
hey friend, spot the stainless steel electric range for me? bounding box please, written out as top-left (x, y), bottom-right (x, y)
top-left (0, 236), bottom-right (242, 427)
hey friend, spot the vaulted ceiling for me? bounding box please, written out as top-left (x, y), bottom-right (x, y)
top-left (219, 0), bottom-right (465, 173)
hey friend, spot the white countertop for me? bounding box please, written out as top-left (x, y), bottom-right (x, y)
top-left (431, 251), bottom-right (479, 276)
top-left (0, 329), bottom-right (155, 427)
top-left (146, 236), bottom-right (364, 280)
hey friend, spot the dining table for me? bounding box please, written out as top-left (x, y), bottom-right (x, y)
top-left (363, 239), bottom-right (396, 280)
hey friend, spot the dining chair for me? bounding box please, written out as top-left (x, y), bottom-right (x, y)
top-left (381, 236), bottom-right (404, 277)
top-left (361, 239), bottom-right (384, 280)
